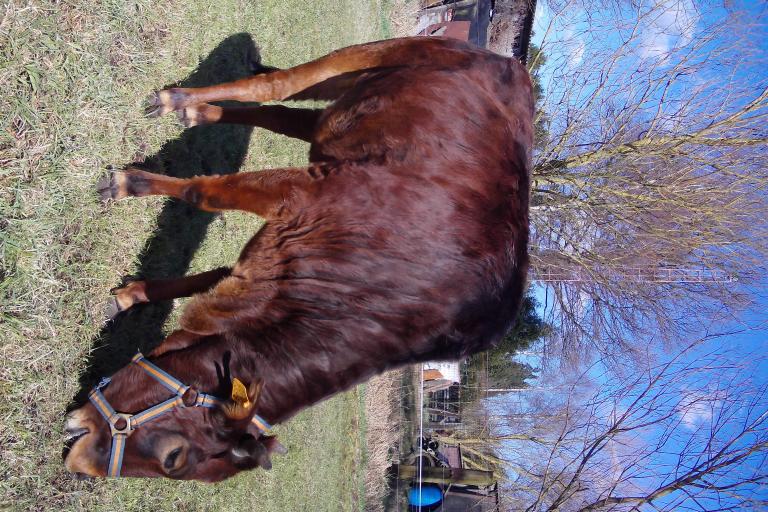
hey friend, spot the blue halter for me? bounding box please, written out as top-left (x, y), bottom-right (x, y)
top-left (88, 352), bottom-right (272, 478)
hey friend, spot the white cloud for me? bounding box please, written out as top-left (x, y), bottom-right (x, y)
top-left (532, 1), bottom-right (586, 68)
top-left (563, 25), bottom-right (587, 67)
top-left (639, 0), bottom-right (700, 60)
top-left (677, 388), bottom-right (725, 430)
top-left (679, 400), bottom-right (712, 429)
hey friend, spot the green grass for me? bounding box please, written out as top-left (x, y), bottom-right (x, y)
top-left (0, 0), bottom-right (389, 509)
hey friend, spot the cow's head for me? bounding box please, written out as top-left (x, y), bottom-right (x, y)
top-left (63, 354), bottom-right (286, 481)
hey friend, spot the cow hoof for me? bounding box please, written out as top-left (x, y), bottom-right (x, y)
top-left (176, 105), bottom-right (202, 128)
top-left (97, 169), bottom-right (153, 202)
top-left (105, 278), bottom-right (146, 321)
top-left (97, 172), bottom-right (123, 202)
top-left (104, 296), bottom-right (123, 322)
top-left (108, 281), bottom-right (148, 318)
top-left (145, 88), bottom-right (189, 118)
top-left (176, 104), bottom-right (221, 128)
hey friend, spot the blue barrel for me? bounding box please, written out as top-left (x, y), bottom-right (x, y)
top-left (408, 484), bottom-right (442, 506)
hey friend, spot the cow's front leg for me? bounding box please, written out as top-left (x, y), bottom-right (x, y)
top-left (97, 165), bottom-right (334, 218)
top-left (107, 267), bottom-right (231, 319)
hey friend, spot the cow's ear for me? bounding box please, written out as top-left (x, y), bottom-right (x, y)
top-left (222, 378), bottom-right (262, 420)
top-left (230, 434), bottom-right (286, 470)
top-left (261, 435), bottom-right (288, 456)
top-left (256, 435), bottom-right (288, 470)
top-left (230, 433), bottom-right (265, 469)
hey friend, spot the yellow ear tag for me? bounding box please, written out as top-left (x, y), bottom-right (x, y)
top-left (231, 378), bottom-right (251, 409)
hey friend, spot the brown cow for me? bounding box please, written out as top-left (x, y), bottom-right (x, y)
top-left (64, 36), bottom-right (533, 481)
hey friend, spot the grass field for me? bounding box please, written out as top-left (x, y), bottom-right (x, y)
top-left (0, 0), bottom-right (392, 510)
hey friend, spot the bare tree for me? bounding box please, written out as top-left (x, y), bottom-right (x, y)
top-left (528, 1), bottom-right (768, 362)
top-left (442, 335), bottom-right (768, 510)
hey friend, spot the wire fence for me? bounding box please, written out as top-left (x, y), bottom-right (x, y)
top-left (388, 353), bottom-right (502, 511)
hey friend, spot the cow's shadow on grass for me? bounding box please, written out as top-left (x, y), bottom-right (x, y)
top-left (71, 33), bottom-right (265, 406)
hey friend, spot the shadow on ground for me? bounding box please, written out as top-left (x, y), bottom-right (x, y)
top-left (71, 33), bottom-right (265, 405)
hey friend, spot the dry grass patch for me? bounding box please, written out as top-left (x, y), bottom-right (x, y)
top-left (363, 370), bottom-right (403, 512)
top-left (387, 0), bottom-right (422, 37)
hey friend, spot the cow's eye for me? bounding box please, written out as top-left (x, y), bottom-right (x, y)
top-left (164, 447), bottom-right (182, 470)
top-left (155, 434), bottom-right (189, 475)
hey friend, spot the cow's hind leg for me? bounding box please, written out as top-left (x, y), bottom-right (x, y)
top-left (107, 267), bottom-right (231, 319)
top-left (178, 104), bottom-right (322, 142)
top-left (98, 165), bottom-right (330, 218)
top-left (147, 37), bottom-right (476, 115)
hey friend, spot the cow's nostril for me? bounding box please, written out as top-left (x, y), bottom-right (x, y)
top-left (63, 410), bottom-right (92, 461)
top-left (65, 409), bottom-right (90, 432)
top-left (62, 426), bottom-right (90, 460)
top-left (64, 427), bottom-right (89, 441)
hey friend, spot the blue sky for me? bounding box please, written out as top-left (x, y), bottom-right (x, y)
top-left (488, 1), bottom-right (768, 507)
top-left (493, 316), bottom-right (768, 508)
top-left (529, 0), bottom-right (768, 147)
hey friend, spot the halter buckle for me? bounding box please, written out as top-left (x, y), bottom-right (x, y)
top-left (109, 413), bottom-right (134, 436)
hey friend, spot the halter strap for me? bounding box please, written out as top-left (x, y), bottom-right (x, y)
top-left (131, 353), bottom-right (188, 395)
top-left (89, 378), bottom-right (130, 478)
top-left (88, 352), bottom-right (272, 478)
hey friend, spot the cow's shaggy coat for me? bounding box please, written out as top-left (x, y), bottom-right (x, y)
top-left (64, 36), bottom-right (533, 481)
